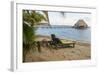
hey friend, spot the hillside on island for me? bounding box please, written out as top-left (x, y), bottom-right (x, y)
top-left (74, 19), bottom-right (88, 28)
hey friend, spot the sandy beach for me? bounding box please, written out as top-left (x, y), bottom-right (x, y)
top-left (24, 35), bottom-right (91, 62)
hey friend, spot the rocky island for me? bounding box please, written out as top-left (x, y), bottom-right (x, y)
top-left (74, 19), bottom-right (88, 29)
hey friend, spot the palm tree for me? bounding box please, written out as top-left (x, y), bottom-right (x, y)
top-left (23, 10), bottom-right (48, 62)
top-left (60, 12), bottom-right (65, 18)
top-left (43, 11), bottom-right (51, 26)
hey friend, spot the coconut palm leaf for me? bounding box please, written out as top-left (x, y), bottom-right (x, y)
top-left (60, 12), bottom-right (65, 18)
top-left (23, 10), bottom-right (48, 62)
top-left (43, 11), bottom-right (51, 26)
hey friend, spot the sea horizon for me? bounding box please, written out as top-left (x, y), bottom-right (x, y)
top-left (35, 25), bottom-right (91, 43)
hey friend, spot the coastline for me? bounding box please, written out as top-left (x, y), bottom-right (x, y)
top-left (35, 35), bottom-right (91, 45)
top-left (24, 35), bottom-right (91, 62)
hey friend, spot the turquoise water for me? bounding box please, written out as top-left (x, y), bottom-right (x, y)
top-left (35, 26), bottom-right (91, 42)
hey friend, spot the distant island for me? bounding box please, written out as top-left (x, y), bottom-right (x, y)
top-left (73, 19), bottom-right (88, 29)
top-left (33, 19), bottom-right (89, 29)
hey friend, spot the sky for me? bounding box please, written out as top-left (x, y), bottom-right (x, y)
top-left (48, 11), bottom-right (91, 26)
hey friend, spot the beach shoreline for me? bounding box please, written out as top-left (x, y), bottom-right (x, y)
top-left (35, 35), bottom-right (91, 45)
top-left (23, 35), bottom-right (91, 62)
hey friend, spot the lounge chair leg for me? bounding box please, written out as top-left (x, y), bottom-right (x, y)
top-left (73, 43), bottom-right (75, 48)
top-left (37, 41), bottom-right (41, 52)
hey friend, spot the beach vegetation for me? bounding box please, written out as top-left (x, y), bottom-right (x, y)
top-left (23, 10), bottom-right (48, 62)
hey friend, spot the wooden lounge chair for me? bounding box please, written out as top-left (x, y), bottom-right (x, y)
top-left (50, 34), bottom-right (75, 49)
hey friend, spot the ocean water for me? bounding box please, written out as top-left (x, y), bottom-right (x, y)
top-left (35, 26), bottom-right (91, 43)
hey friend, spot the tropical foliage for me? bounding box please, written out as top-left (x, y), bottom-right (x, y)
top-left (23, 10), bottom-right (48, 62)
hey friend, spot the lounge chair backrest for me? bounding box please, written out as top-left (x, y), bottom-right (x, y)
top-left (51, 34), bottom-right (56, 40)
top-left (51, 34), bottom-right (62, 44)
